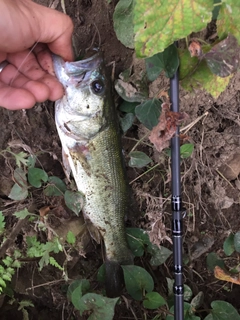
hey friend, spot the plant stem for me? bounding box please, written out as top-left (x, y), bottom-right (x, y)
top-left (129, 132), bottom-right (149, 153)
top-left (129, 163), bottom-right (160, 184)
top-left (213, 2), bottom-right (222, 7)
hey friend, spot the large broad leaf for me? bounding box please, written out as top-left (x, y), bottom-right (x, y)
top-left (122, 265), bottom-right (154, 300)
top-left (203, 34), bottom-right (240, 78)
top-left (27, 168), bottom-right (48, 188)
top-left (179, 49), bottom-right (232, 98)
top-left (8, 183), bottom-right (28, 200)
top-left (234, 231), bottom-right (240, 253)
top-left (134, 0), bottom-right (213, 58)
top-left (166, 302), bottom-right (200, 320)
top-left (191, 292), bottom-right (204, 310)
top-left (147, 244), bottom-right (172, 266)
top-left (223, 233), bottom-right (235, 256)
top-left (75, 293), bottom-right (119, 319)
top-left (119, 101), bottom-right (139, 114)
top-left (217, 1), bottom-right (240, 44)
top-left (206, 252), bottom-right (225, 271)
top-left (128, 151), bottom-right (152, 168)
top-left (113, 0), bottom-right (135, 48)
top-left (44, 176), bottom-right (67, 196)
top-left (13, 168), bottom-right (27, 188)
top-left (204, 300), bottom-right (240, 320)
top-left (67, 279), bottom-right (90, 307)
top-left (120, 113), bottom-right (135, 132)
top-left (126, 228), bottom-right (151, 257)
top-left (145, 44), bottom-right (179, 81)
top-left (143, 292), bottom-right (166, 309)
top-left (135, 99), bottom-right (162, 130)
top-left (64, 190), bottom-right (85, 215)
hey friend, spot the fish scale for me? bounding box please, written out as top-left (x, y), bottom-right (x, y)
top-left (53, 53), bottom-right (133, 297)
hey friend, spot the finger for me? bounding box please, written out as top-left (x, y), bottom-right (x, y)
top-left (0, 64), bottom-right (51, 103)
top-left (33, 4), bottom-right (74, 61)
top-left (0, 82), bottom-right (35, 110)
top-left (0, 53), bottom-right (7, 63)
top-left (6, 52), bottom-right (64, 101)
top-left (33, 43), bottom-right (55, 76)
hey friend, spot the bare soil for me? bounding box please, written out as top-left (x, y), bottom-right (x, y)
top-left (1, 0), bottom-right (240, 319)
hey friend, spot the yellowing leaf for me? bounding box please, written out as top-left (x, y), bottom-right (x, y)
top-left (214, 266), bottom-right (240, 285)
top-left (179, 49), bottom-right (232, 98)
top-left (134, 0), bottom-right (213, 58)
top-left (217, 1), bottom-right (240, 44)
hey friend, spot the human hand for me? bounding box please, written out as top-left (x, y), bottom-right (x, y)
top-left (0, 0), bottom-right (74, 110)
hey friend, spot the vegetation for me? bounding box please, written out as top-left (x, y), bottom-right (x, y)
top-left (1, 0), bottom-right (240, 319)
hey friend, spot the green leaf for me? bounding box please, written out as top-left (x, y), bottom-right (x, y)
top-left (180, 144), bottom-right (194, 159)
top-left (143, 291), bottom-right (166, 309)
top-left (145, 44), bottom-right (179, 81)
top-left (26, 155), bottom-right (37, 168)
top-left (44, 176), bottom-right (67, 196)
top-left (76, 293), bottom-right (119, 319)
top-left (204, 300), bottom-right (240, 320)
top-left (13, 208), bottom-right (30, 220)
top-left (0, 211), bottom-right (6, 235)
top-left (120, 113), bottom-right (135, 132)
top-left (113, 0), bottom-right (134, 48)
top-left (223, 233), bottom-right (235, 256)
top-left (166, 277), bottom-right (174, 297)
top-left (122, 265), bottom-right (154, 300)
top-left (147, 244), bottom-right (172, 266)
top-left (119, 100), bottom-right (139, 114)
top-left (27, 168), bottom-right (48, 188)
top-left (39, 252), bottom-right (50, 270)
top-left (115, 79), bottom-right (148, 103)
top-left (126, 228), bottom-right (151, 257)
top-left (66, 231), bottom-right (76, 245)
top-left (64, 190), bottom-right (85, 215)
top-left (212, 0), bottom-right (221, 19)
top-left (18, 300), bottom-right (34, 309)
top-left (166, 302), bottom-right (201, 320)
top-left (8, 183), bottom-right (28, 200)
top-left (184, 285), bottom-right (193, 302)
top-left (14, 151), bottom-right (29, 167)
top-left (135, 99), bottom-right (162, 130)
top-left (217, 1), bottom-right (240, 44)
top-left (128, 151), bottom-right (152, 168)
top-left (191, 291), bottom-right (204, 310)
top-left (180, 49), bottom-right (231, 98)
top-left (49, 257), bottom-right (63, 271)
top-left (234, 231), bottom-right (240, 253)
top-left (134, 0), bottom-right (213, 58)
top-left (67, 279), bottom-right (90, 302)
top-left (2, 273), bottom-right (12, 282)
top-left (13, 168), bottom-right (27, 188)
top-left (97, 264), bottom-right (106, 283)
top-left (206, 252), bottom-right (225, 271)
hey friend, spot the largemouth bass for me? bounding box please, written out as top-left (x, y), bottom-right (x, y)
top-left (53, 53), bottom-right (133, 297)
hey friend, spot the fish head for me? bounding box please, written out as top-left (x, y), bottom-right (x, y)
top-left (53, 53), bottom-right (108, 118)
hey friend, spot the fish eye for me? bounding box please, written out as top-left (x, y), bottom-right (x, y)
top-left (91, 79), bottom-right (105, 95)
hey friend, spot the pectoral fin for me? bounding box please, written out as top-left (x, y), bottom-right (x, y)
top-left (69, 143), bottom-right (91, 176)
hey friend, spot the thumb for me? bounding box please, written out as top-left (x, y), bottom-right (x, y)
top-left (33, 3), bottom-right (74, 61)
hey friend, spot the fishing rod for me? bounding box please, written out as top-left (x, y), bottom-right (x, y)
top-left (170, 42), bottom-right (184, 320)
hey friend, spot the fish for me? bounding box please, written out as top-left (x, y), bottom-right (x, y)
top-left (52, 53), bottom-right (133, 297)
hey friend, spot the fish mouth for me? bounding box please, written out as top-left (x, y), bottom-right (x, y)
top-left (65, 53), bottom-right (102, 75)
top-left (53, 52), bottom-right (103, 87)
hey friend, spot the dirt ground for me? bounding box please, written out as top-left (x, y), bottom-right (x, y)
top-left (1, 0), bottom-right (240, 319)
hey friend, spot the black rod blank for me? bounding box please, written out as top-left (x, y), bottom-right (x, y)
top-left (170, 46), bottom-right (184, 320)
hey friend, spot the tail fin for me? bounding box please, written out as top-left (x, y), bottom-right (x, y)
top-left (105, 260), bottom-right (124, 298)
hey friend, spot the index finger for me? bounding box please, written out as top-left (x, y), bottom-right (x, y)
top-left (36, 7), bottom-right (74, 61)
